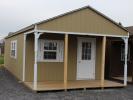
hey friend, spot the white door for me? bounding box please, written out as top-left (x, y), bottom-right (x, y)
top-left (77, 38), bottom-right (96, 80)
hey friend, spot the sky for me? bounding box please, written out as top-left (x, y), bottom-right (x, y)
top-left (0, 0), bottom-right (133, 39)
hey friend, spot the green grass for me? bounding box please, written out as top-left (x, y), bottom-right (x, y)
top-left (0, 56), bottom-right (4, 65)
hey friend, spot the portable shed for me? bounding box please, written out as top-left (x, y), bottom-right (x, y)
top-left (4, 5), bottom-right (129, 91)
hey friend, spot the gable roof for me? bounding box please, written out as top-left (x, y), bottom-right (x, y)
top-left (125, 26), bottom-right (133, 35)
top-left (6, 5), bottom-right (128, 38)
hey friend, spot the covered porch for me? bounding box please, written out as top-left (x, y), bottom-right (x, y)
top-left (22, 27), bottom-right (129, 91)
top-left (105, 37), bottom-right (133, 83)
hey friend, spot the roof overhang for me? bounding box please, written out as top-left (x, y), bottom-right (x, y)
top-left (25, 29), bottom-right (129, 38)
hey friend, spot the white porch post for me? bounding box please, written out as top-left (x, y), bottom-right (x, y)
top-left (33, 31), bottom-right (43, 90)
top-left (33, 31), bottom-right (40, 90)
top-left (22, 34), bottom-right (27, 82)
top-left (122, 37), bottom-right (128, 86)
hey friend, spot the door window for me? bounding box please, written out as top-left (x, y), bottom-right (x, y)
top-left (82, 42), bottom-right (91, 60)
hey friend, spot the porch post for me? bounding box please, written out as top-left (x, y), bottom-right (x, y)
top-left (64, 34), bottom-right (68, 90)
top-left (122, 37), bottom-right (128, 86)
top-left (33, 31), bottom-right (41, 90)
top-left (22, 34), bottom-right (27, 82)
top-left (101, 36), bottom-right (106, 88)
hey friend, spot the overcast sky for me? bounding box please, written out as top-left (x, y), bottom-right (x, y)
top-left (0, 0), bottom-right (133, 38)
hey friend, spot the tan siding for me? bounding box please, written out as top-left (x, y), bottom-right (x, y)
top-left (37, 8), bottom-right (127, 36)
top-left (67, 36), bottom-right (77, 80)
top-left (37, 62), bottom-right (64, 81)
top-left (25, 34), bottom-right (102, 82)
top-left (25, 34), bottom-right (34, 81)
top-left (4, 33), bottom-right (24, 80)
top-left (95, 37), bottom-right (102, 79)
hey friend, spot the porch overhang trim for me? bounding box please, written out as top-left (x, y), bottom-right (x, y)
top-left (36, 29), bottom-right (129, 38)
top-left (24, 30), bottom-right (35, 35)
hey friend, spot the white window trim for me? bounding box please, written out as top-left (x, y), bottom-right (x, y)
top-left (37, 39), bottom-right (64, 62)
top-left (10, 40), bottom-right (17, 59)
top-left (121, 44), bottom-right (130, 61)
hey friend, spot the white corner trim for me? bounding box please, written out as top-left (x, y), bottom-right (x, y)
top-left (22, 34), bottom-right (26, 82)
top-left (36, 29), bottom-right (129, 38)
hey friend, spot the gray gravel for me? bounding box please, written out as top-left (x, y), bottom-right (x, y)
top-left (0, 68), bottom-right (133, 100)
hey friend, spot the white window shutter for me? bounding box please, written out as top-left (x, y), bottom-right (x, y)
top-left (38, 39), bottom-right (42, 61)
top-left (41, 40), bottom-right (45, 61)
top-left (59, 41), bottom-right (64, 62)
top-left (56, 41), bottom-right (60, 62)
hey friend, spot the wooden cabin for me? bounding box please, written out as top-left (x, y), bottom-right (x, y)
top-left (4, 5), bottom-right (129, 91)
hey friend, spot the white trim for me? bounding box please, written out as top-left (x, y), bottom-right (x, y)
top-left (24, 29), bottom-right (129, 38)
top-left (121, 37), bottom-right (128, 86)
top-left (24, 30), bottom-right (34, 35)
top-left (10, 40), bottom-right (17, 59)
top-left (34, 32), bottom-right (39, 90)
top-left (121, 44), bottom-right (130, 61)
top-left (34, 63), bottom-right (37, 89)
top-left (36, 29), bottom-right (129, 38)
top-left (33, 32), bottom-right (43, 90)
top-left (22, 34), bottom-right (26, 82)
top-left (38, 39), bottom-right (64, 62)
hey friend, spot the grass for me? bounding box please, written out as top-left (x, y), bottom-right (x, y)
top-left (0, 56), bottom-right (4, 65)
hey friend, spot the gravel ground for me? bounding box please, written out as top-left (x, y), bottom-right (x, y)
top-left (0, 68), bottom-right (133, 100)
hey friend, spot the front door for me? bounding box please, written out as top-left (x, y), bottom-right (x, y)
top-left (77, 38), bottom-right (96, 80)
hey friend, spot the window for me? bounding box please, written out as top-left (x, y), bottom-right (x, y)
top-left (121, 44), bottom-right (130, 61)
top-left (44, 42), bottom-right (57, 59)
top-left (38, 39), bottom-right (64, 62)
top-left (82, 42), bottom-right (91, 60)
top-left (10, 40), bottom-right (17, 59)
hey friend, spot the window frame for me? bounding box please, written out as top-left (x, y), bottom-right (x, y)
top-left (10, 40), bottom-right (17, 59)
top-left (43, 40), bottom-right (58, 61)
top-left (38, 39), bottom-right (64, 62)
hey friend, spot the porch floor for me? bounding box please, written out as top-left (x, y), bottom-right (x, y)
top-left (112, 77), bottom-right (132, 82)
top-left (24, 80), bottom-right (124, 91)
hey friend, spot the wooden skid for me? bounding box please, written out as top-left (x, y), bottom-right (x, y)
top-left (24, 80), bottom-right (124, 91)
